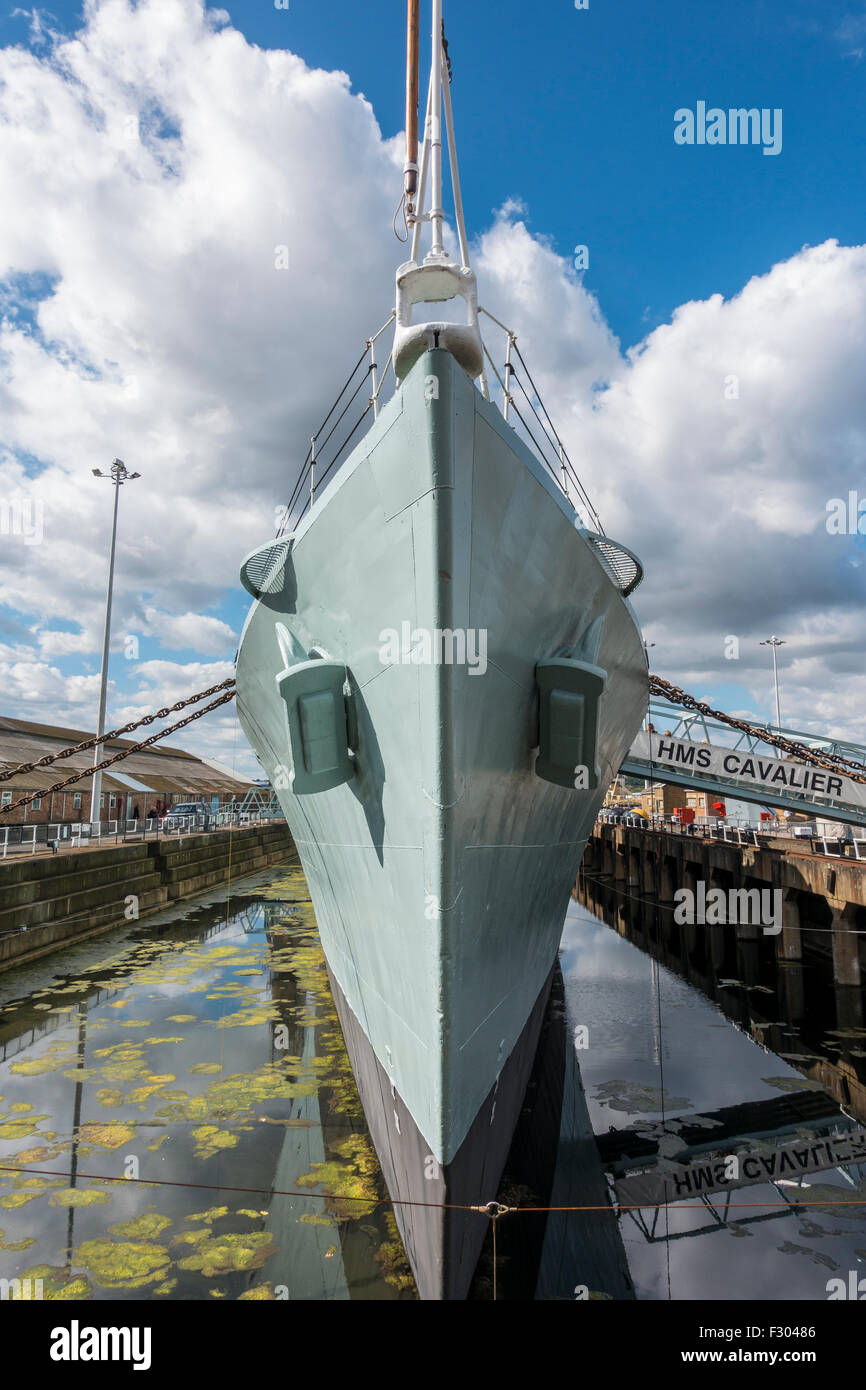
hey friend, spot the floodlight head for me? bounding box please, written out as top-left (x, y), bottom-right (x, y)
top-left (92, 468), bottom-right (103, 477)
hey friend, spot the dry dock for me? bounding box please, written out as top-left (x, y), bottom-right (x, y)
top-left (0, 823), bottom-right (294, 969)
top-left (578, 820), bottom-right (866, 1121)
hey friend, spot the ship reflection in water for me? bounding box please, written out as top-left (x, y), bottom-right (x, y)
top-left (1, 865), bottom-right (865, 1300)
top-left (0, 868), bottom-right (414, 1301)
top-left (562, 876), bottom-right (866, 1302)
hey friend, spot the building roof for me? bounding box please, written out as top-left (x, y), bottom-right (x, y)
top-left (0, 714), bottom-right (200, 759)
top-left (0, 715), bottom-right (249, 795)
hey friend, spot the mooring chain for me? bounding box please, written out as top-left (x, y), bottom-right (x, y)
top-left (2, 665), bottom-right (862, 819)
top-left (0, 678), bottom-right (237, 786)
top-left (649, 675), bottom-right (866, 786)
top-left (0, 688), bottom-right (237, 816)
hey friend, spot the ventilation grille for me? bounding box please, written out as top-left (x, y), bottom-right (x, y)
top-left (240, 538), bottom-right (293, 598)
top-left (585, 533), bottom-right (643, 598)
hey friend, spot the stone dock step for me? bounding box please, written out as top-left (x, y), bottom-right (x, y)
top-left (0, 822), bottom-right (295, 969)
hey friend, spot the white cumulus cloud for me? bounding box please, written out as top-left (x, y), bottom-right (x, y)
top-left (0, 0), bottom-right (864, 772)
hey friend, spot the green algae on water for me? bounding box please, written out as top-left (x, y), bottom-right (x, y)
top-left (76, 1239), bottom-right (172, 1289)
top-left (109, 1213), bottom-right (172, 1240)
top-left (175, 1230), bottom-right (277, 1278)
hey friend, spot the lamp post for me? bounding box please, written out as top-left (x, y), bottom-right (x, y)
top-left (88, 460), bottom-right (140, 829)
top-left (760, 635), bottom-right (785, 731)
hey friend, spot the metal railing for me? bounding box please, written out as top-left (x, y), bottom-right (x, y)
top-left (0, 806), bottom-right (286, 859)
top-left (596, 811), bottom-right (866, 860)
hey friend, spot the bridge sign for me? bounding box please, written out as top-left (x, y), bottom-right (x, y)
top-left (629, 731), bottom-right (866, 813)
top-left (614, 1126), bottom-right (866, 1207)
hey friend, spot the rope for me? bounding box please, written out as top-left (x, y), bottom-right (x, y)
top-left (392, 190), bottom-right (409, 242)
top-left (649, 675), bottom-right (866, 784)
top-left (0, 1164), bottom-right (859, 1213)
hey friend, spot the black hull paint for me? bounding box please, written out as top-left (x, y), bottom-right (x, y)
top-left (327, 962), bottom-right (555, 1300)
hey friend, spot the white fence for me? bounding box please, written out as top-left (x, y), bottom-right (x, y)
top-left (0, 807), bottom-right (285, 859)
top-left (597, 810), bottom-right (866, 860)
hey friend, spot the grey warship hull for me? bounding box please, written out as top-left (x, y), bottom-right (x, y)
top-left (235, 347), bottom-right (646, 1297)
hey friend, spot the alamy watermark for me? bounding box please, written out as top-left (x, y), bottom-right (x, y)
top-left (0, 494), bottom-right (43, 545)
top-left (827, 1271), bottom-right (866, 1299)
top-left (674, 103), bottom-right (782, 156)
top-left (1, 1276), bottom-right (43, 1300)
top-left (826, 492), bottom-right (866, 535)
top-left (49, 1322), bottom-right (151, 1370)
top-left (674, 882), bottom-right (782, 935)
top-left (378, 622), bottom-right (487, 675)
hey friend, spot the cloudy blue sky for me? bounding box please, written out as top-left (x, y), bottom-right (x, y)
top-left (0, 0), bottom-right (865, 776)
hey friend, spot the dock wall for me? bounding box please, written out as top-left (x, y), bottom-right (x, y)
top-left (0, 823), bottom-right (294, 970)
top-left (576, 821), bottom-right (866, 1119)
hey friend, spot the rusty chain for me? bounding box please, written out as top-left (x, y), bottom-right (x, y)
top-left (0, 688), bottom-right (237, 816)
top-left (2, 667), bottom-right (863, 818)
top-left (0, 679), bottom-right (237, 785)
top-left (649, 674), bottom-right (866, 785)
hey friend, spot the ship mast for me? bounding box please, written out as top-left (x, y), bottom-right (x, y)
top-left (404, 0), bottom-right (420, 214)
top-left (394, 0), bottom-right (484, 385)
top-left (428, 0), bottom-right (444, 258)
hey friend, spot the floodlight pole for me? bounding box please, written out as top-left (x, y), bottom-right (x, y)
top-left (760, 635), bottom-right (785, 731)
top-left (88, 460), bottom-right (140, 828)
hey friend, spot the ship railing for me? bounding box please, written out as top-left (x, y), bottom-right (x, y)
top-left (271, 303), bottom-right (643, 596)
top-left (476, 310), bottom-right (644, 597)
top-left (477, 307), bottom-right (604, 533)
top-left (276, 313), bottom-right (396, 539)
top-left (273, 307), bottom-right (602, 537)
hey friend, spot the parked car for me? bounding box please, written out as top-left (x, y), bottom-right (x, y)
top-left (163, 802), bottom-right (212, 831)
top-left (602, 806), bottom-right (645, 824)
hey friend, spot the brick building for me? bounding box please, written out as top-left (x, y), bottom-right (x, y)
top-left (0, 716), bottom-right (249, 826)
top-left (637, 782), bottom-right (727, 819)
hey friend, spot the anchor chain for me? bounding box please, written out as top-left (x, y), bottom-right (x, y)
top-left (0, 679), bottom-right (237, 785)
top-left (649, 675), bottom-right (866, 786)
top-left (0, 687), bottom-right (237, 816)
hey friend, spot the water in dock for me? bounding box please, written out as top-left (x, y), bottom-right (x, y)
top-left (0, 867), bottom-right (414, 1300)
top-left (1, 861), bottom-right (864, 1300)
top-left (557, 897), bottom-right (866, 1301)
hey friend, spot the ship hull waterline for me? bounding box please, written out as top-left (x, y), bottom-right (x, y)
top-left (236, 348), bottom-right (647, 1298)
